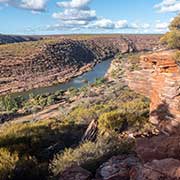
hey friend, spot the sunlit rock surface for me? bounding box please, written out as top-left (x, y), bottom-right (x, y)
top-left (126, 50), bottom-right (180, 133)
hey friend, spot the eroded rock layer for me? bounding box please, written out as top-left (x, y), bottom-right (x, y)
top-left (0, 35), bottom-right (162, 95)
top-left (0, 34), bottom-right (41, 44)
top-left (126, 50), bottom-right (180, 133)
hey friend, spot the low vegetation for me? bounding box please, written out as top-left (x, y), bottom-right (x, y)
top-left (98, 99), bottom-right (149, 133)
top-left (0, 80), bottom-right (151, 179)
top-left (0, 148), bottom-right (19, 180)
top-left (127, 53), bottom-right (142, 71)
top-left (49, 83), bottom-right (150, 178)
top-left (0, 51), bottom-right (153, 179)
top-left (50, 134), bottom-right (134, 176)
top-left (0, 95), bottom-right (21, 113)
top-left (161, 14), bottom-right (180, 49)
top-left (0, 119), bottom-right (85, 179)
top-left (0, 90), bottom-right (64, 116)
top-left (174, 50), bottom-right (180, 64)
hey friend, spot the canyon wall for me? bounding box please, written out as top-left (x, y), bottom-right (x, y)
top-left (126, 51), bottom-right (180, 133)
top-left (0, 35), bottom-right (162, 95)
top-left (0, 34), bottom-right (42, 44)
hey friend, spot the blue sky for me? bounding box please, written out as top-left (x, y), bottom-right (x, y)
top-left (0, 0), bottom-right (179, 35)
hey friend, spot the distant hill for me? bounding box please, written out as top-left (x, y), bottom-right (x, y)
top-left (0, 34), bottom-right (42, 44)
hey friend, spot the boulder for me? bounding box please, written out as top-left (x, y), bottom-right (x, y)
top-left (58, 166), bottom-right (92, 180)
top-left (95, 154), bottom-right (142, 180)
top-left (95, 155), bottom-right (180, 180)
top-left (135, 134), bottom-right (180, 162)
top-left (140, 158), bottom-right (180, 180)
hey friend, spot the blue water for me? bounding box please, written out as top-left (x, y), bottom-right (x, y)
top-left (14, 58), bottom-right (112, 97)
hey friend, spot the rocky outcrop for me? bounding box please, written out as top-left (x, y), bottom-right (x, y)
top-left (95, 155), bottom-right (180, 180)
top-left (58, 154), bottom-right (180, 180)
top-left (95, 154), bottom-right (142, 180)
top-left (135, 133), bottom-right (180, 162)
top-left (122, 50), bottom-right (180, 180)
top-left (0, 34), bottom-right (41, 44)
top-left (126, 50), bottom-right (180, 134)
top-left (0, 35), bottom-right (162, 95)
top-left (140, 158), bottom-right (180, 180)
top-left (58, 166), bottom-right (92, 180)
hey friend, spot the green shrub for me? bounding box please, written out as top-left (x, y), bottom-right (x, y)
top-left (0, 148), bottom-right (19, 180)
top-left (50, 134), bottom-right (134, 175)
top-left (160, 14), bottom-right (180, 49)
top-left (127, 54), bottom-right (141, 71)
top-left (161, 30), bottom-right (180, 49)
top-left (98, 99), bottom-right (149, 132)
top-left (98, 110), bottom-right (125, 132)
top-left (0, 119), bottom-right (85, 157)
top-left (120, 99), bottom-right (149, 126)
top-left (23, 94), bottom-right (47, 112)
top-left (93, 78), bottom-right (106, 87)
top-left (67, 87), bottom-right (79, 97)
top-left (46, 95), bottom-right (56, 106)
top-left (0, 95), bottom-right (21, 113)
top-left (115, 52), bottom-right (123, 60)
top-left (0, 118), bottom-right (85, 179)
top-left (0, 147), bottom-right (46, 180)
top-left (66, 104), bottom-right (117, 124)
top-left (174, 50), bottom-right (180, 64)
top-left (169, 14), bottom-right (180, 31)
top-left (66, 106), bottom-right (96, 124)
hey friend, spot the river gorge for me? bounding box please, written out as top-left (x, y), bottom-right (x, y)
top-left (13, 58), bottom-right (112, 98)
top-left (0, 34), bottom-right (162, 96)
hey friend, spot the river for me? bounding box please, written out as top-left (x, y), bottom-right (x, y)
top-left (14, 58), bottom-right (112, 98)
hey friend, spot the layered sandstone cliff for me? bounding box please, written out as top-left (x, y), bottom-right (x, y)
top-left (0, 35), bottom-right (162, 95)
top-left (0, 34), bottom-right (41, 44)
top-left (126, 51), bottom-right (180, 133)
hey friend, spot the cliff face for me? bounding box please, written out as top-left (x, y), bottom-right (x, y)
top-left (0, 34), bottom-right (41, 44)
top-left (0, 35), bottom-right (162, 95)
top-left (126, 51), bottom-right (180, 133)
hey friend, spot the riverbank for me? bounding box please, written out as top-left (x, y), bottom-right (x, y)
top-left (0, 50), bottom-right (156, 180)
top-left (0, 52), bottom-right (142, 125)
top-left (0, 34), bottom-right (162, 96)
top-left (12, 58), bottom-right (113, 98)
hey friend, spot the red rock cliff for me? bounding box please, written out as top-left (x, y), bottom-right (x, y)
top-left (126, 51), bottom-right (180, 133)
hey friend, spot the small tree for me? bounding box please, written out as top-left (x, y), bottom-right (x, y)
top-left (169, 15), bottom-right (180, 31)
top-left (0, 95), bottom-right (19, 113)
top-left (161, 14), bottom-right (180, 49)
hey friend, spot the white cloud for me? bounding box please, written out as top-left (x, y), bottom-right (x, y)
top-left (52, 0), bottom-right (97, 28)
top-left (57, 0), bottom-right (91, 10)
top-left (115, 20), bottom-right (128, 28)
top-left (93, 20), bottom-right (150, 30)
top-left (130, 23), bottom-right (139, 29)
top-left (0, 0), bottom-right (48, 11)
top-left (155, 0), bottom-right (176, 7)
top-left (141, 23), bottom-right (150, 29)
top-left (52, 9), bottom-right (96, 22)
top-left (0, 0), bottom-right (8, 2)
top-left (154, 21), bottom-right (170, 33)
top-left (155, 0), bottom-right (180, 13)
top-left (64, 20), bottom-right (89, 25)
top-left (0, 0), bottom-right (9, 3)
top-left (20, 0), bottom-right (48, 11)
top-left (155, 22), bottom-right (169, 29)
top-left (42, 0), bottom-right (151, 33)
top-left (94, 18), bottom-right (115, 29)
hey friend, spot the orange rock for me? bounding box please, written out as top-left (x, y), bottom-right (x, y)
top-left (126, 50), bottom-right (180, 133)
